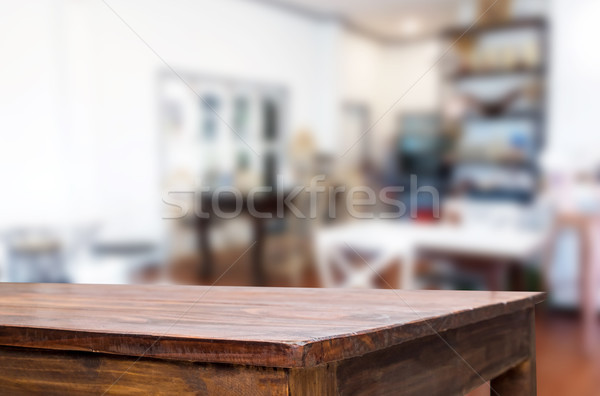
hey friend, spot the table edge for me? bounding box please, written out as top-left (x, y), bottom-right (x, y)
top-left (0, 291), bottom-right (545, 368)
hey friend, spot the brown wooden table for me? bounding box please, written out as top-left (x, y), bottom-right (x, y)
top-left (196, 191), bottom-right (289, 285)
top-left (0, 283), bottom-right (543, 395)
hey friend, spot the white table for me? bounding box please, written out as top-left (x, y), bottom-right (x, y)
top-left (315, 220), bottom-right (549, 289)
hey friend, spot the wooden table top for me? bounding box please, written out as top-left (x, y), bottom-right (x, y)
top-left (0, 283), bottom-right (544, 368)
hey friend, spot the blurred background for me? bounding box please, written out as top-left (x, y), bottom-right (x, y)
top-left (0, 0), bottom-right (599, 394)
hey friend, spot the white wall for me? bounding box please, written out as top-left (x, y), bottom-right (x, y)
top-left (338, 31), bottom-right (383, 104)
top-left (334, 32), bottom-right (442, 165)
top-left (0, 0), bottom-right (445, 244)
top-left (0, 0), bottom-right (342, 243)
top-left (77, 0), bottom-right (342, 242)
top-left (372, 39), bottom-right (443, 166)
top-left (543, 0), bottom-right (600, 173)
top-left (335, 30), bottom-right (384, 161)
top-left (0, 1), bottom-right (68, 226)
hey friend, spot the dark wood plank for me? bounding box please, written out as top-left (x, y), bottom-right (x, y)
top-left (0, 283), bottom-right (544, 368)
top-left (335, 309), bottom-right (534, 396)
top-left (491, 359), bottom-right (536, 396)
top-left (0, 346), bottom-right (289, 396)
top-left (288, 364), bottom-right (337, 396)
top-left (0, 311), bottom-right (538, 396)
top-left (491, 308), bottom-right (537, 395)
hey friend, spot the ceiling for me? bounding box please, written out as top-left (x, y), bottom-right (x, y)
top-left (265, 0), bottom-right (464, 41)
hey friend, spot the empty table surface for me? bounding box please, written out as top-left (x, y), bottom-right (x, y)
top-left (0, 283), bottom-right (543, 368)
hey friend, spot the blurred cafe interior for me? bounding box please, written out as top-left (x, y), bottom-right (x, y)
top-left (1, 0), bottom-right (600, 394)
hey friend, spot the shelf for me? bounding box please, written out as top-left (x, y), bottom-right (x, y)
top-left (443, 17), bottom-right (547, 38)
top-left (461, 109), bottom-right (544, 121)
top-left (455, 157), bottom-right (536, 169)
top-left (461, 188), bottom-right (535, 203)
top-left (448, 66), bottom-right (544, 80)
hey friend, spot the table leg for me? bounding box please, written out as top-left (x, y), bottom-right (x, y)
top-left (252, 218), bottom-right (265, 286)
top-left (401, 251), bottom-right (415, 290)
top-left (583, 219), bottom-right (599, 353)
top-left (508, 261), bottom-right (527, 291)
top-left (485, 262), bottom-right (505, 291)
top-left (314, 238), bottom-right (333, 288)
top-left (490, 308), bottom-right (537, 395)
top-left (490, 358), bottom-right (536, 395)
top-left (197, 217), bottom-right (213, 280)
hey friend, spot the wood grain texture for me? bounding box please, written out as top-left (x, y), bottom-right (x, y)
top-left (0, 346), bottom-right (289, 396)
top-left (0, 283), bottom-right (544, 368)
top-left (491, 359), bottom-right (536, 396)
top-left (0, 310), bottom-right (537, 395)
top-left (334, 309), bottom-right (534, 396)
top-left (491, 308), bottom-right (537, 395)
top-left (288, 364), bottom-right (337, 396)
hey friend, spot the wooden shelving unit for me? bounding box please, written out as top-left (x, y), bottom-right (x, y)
top-left (441, 11), bottom-right (548, 202)
top-left (443, 17), bottom-right (547, 38)
top-left (447, 65), bottom-right (545, 80)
